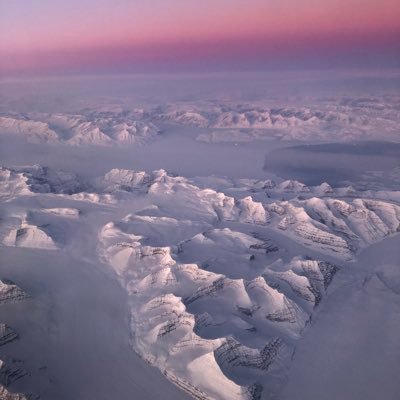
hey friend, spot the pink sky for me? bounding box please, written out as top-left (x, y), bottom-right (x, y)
top-left (1, 0), bottom-right (399, 74)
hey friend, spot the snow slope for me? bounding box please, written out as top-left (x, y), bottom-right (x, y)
top-left (93, 167), bottom-right (399, 399)
top-left (0, 111), bottom-right (160, 146)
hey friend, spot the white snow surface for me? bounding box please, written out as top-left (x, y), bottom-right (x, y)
top-left (0, 72), bottom-right (399, 399)
top-left (1, 92), bottom-right (400, 146)
top-left (0, 112), bottom-right (160, 146)
top-left (1, 162), bottom-right (397, 399)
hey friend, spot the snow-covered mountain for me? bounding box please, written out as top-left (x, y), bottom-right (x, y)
top-left (0, 111), bottom-right (161, 146)
top-left (150, 95), bottom-right (400, 143)
top-left (94, 167), bottom-right (399, 399)
top-left (0, 163), bottom-right (399, 399)
top-left (2, 94), bottom-right (399, 146)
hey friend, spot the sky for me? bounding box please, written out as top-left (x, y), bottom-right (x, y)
top-left (0, 0), bottom-right (399, 75)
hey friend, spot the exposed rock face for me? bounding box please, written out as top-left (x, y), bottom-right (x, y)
top-left (315, 261), bottom-right (339, 290)
top-left (0, 325), bottom-right (18, 347)
top-left (264, 196), bottom-right (400, 260)
top-left (246, 383), bottom-right (263, 400)
top-left (294, 223), bottom-right (351, 252)
top-left (265, 297), bottom-right (299, 323)
top-left (20, 165), bottom-right (85, 195)
top-left (3, 223), bottom-right (58, 250)
top-left (0, 273), bottom-right (33, 399)
top-left (0, 359), bottom-right (28, 387)
top-left (0, 385), bottom-right (31, 400)
top-left (0, 280), bottom-right (28, 305)
top-left (185, 277), bottom-right (237, 305)
top-left (0, 358), bottom-right (38, 400)
top-left (98, 168), bottom-right (161, 193)
top-left (264, 259), bottom-right (339, 312)
top-left (215, 337), bottom-right (282, 371)
top-left (249, 235), bottom-right (279, 254)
